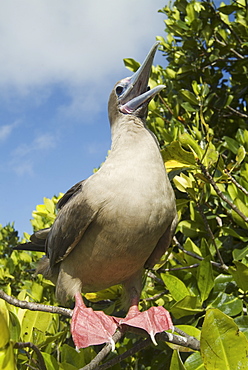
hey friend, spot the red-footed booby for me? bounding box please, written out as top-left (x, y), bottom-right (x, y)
top-left (15, 42), bottom-right (178, 348)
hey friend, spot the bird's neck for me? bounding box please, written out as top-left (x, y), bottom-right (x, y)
top-left (110, 115), bottom-right (158, 152)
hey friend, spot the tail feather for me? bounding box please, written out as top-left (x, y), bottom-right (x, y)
top-left (14, 242), bottom-right (46, 253)
top-left (13, 227), bottom-right (51, 253)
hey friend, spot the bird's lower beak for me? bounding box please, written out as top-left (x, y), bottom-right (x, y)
top-left (119, 42), bottom-right (165, 114)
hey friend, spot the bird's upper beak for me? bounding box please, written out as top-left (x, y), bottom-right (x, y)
top-left (117, 42), bottom-right (165, 114)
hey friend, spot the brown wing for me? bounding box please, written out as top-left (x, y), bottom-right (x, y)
top-left (57, 180), bottom-right (85, 209)
top-left (14, 180), bottom-right (97, 266)
top-left (46, 185), bottom-right (97, 267)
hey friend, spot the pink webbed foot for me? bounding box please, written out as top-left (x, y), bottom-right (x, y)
top-left (71, 292), bottom-right (118, 349)
top-left (120, 305), bottom-right (173, 345)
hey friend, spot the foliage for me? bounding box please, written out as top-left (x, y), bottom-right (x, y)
top-left (1, 0), bottom-right (248, 369)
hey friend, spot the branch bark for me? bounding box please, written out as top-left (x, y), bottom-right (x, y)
top-left (14, 342), bottom-right (47, 370)
top-left (81, 327), bottom-right (200, 370)
top-left (197, 158), bottom-right (248, 223)
top-left (1, 289), bottom-right (200, 370)
top-left (0, 289), bottom-right (72, 317)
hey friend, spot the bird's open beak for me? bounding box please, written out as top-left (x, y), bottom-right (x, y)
top-left (118, 42), bottom-right (165, 114)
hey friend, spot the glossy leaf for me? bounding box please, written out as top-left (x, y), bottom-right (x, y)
top-left (161, 141), bottom-right (196, 172)
top-left (209, 292), bottom-right (243, 316)
top-left (197, 256), bottom-right (214, 302)
top-left (180, 89), bottom-right (199, 105)
top-left (201, 309), bottom-right (248, 369)
top-left (171, 296), bottom-right (202, 319)
top-left (185, 352), bottom-right (204, 370)
top-left (161, 274), bottom-right (191, 301)
top-left (170, 350), bottom-right (187, 370)
top-left (229, 261), bottom-right (248, 292)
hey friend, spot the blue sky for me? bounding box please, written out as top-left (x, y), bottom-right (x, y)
top-left (0, 0), bottom-right (167, 236)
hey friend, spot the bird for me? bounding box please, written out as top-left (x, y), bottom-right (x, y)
top-left (15, 42), bottom-right (178, 349)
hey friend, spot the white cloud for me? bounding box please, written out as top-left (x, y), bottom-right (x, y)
top-left (0, 121), bottom-right (19, 141)
top-left (10, 132), bottom-right (57, 175)
top-left (0, 0), bottom-right (166, 90)
top-left (0, 0), bottom-right (168, 125)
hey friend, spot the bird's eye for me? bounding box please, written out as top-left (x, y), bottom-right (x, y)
top-left (116, 85), bottom-right (124, 96)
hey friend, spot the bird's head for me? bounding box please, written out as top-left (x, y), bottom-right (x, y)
top-left (108, 42), bottom-right (165, 124)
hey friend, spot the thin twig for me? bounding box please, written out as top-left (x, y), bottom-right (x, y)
top-left (225, 170), bottom-right (248, 196)
top-left (0, 289), bottom-right (72, 317)
top-left (147, 271), bottom-right (164, 285)
top-left (91, 329), bottom-right (200, 370)
top-left (173, 236), bottom-right (228, 270)
top-left (174, 326), bottom-right (192, 339)
top-left (196, 201), bottom-right (226, 267)
top-left (143, 290), bottom-right (168, 302)
top-left (159, 264), bottom-right (199, 272)
top-left (226, 105), bottom-right (248, 118)
top-left (14, 342), bottom-right (47, 370)
top-left (94, 337), bottom-right (152, 370)
top-left (197, 159), bottom-right (248, 223)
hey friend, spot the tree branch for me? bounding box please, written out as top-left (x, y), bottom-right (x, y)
top-left (81, 327), bottom-right (200, 370)
top-left (197, 159), bottom-right (248, 223)
top-left (196, 200), bottom-right (226, 268)
top-left (79, 330), bottom-right (124, 370)
top-left (0, 289), bottom-right (72, 317)
top-left (143, 290), bottom-right (168, 302)
top-left (1, 288), bottom-right (201, 369)
top-left (226, 105), bottom-right (248, 119)
top-left (173, 236), bottom-right (228, 271)
top-left (14, 342), bottom-right (47, 370)
top-left (159, 263), bottom-right (199, 272)
top-left (225, 169), bottom-right (248, 196)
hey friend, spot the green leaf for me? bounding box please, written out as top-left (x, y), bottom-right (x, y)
top-left (171, 296), bottom-right (202, 319)
top-left (213, 274), bottom-right (234, 293)
top-left (236, 145), bottom-right (246, 165)
top-left (123, 58), bottom-right (140, 72)
top-left (61, 344), bottom-right (86, 368)
top-left (0, 310), bottom-right (15, 370)
top-left (234, 316), bottom-right (248, 339)
top-left (209, 292), bottom-right (243, 316)
top-left (161, 141), bottom-right (196, 172)
top-left (180, 89), bottom-right (199, 105)
top-left (0, 343), bottom-right (15, 370)
top-left (201, 309), bottom-right (248, 370)
top-left (185, 352), bottom-right (204, 370)
top-left (177, 220), bottom-right (206, 238)
top-left (218, 4), bottom-right (241, 15)
top-left (233, 246), bottom-right (248, 260)
top-left (170, 350), bottom-right (187, 370)
top-left (27, 281), bottom-right (44, 302)
top-left (231, 198), bottom-right (248, 229)
top-left (44, 197), bottom-right (55, 214)
top-left (173, 173), bottom-right (193, 193)
top-left (8, 311), bottom-right (21, 342)
top-left (197, 256), bottom-right (214, 302)
top-left (229, 261), bottom-right (248, 292)
top-left (42, 352), bottom-right (59, 370)
top-left (223, 136), bottom-right (240, 154)
top-left (0, 310), bottom-right (10, 348)
top-left (222, 227), bottom-right (248, 242)
top-left (161, 273), bottom-right (191, 301)
top-left (21, 310), bottom-right (54, 343)
top-left (179, 133), bottom-right (203, 158)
